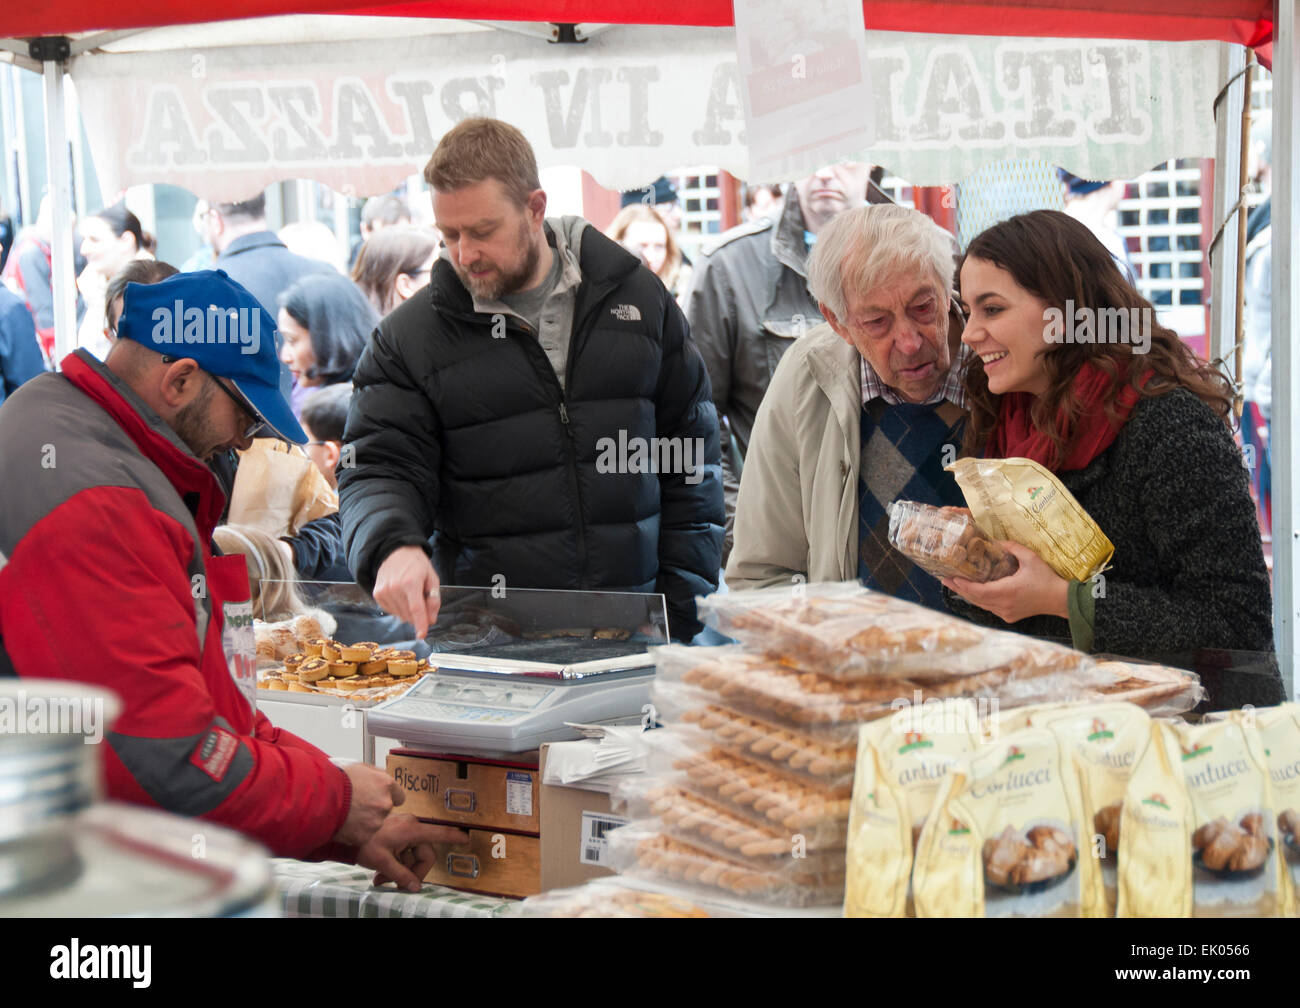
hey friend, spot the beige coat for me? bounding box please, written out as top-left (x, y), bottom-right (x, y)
top-left (726, 324), bottom-right (862, 590)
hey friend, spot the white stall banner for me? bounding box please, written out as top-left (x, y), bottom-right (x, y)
top-left (70, 26), bottom-right (1224, 198)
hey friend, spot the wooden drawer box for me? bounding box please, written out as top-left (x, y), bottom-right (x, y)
top-left (422, 825), bottom-right (541, 899)
top-left (388, 749), bottom-right (540, 833)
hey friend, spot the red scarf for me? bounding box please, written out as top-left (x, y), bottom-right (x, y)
top-left (990, 362), bottom-right (1148, 472)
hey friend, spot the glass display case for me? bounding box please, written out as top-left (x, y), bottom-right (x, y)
top-left (254, 582), bottom-right (669, 760)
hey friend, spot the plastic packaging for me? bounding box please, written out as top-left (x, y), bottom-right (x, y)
top-left (888, 501), bottom-right (1019, 582)
top-left (949, 457), bottom-right (1114, 582)
top-left (1119, 715), bottom-right (1293, 918)
top-left (1088, 658), bottom-right (1206, 716)
top-left (643, 731), bottom-right (851, 848)
top-left (844, 700), bottom-right (985, 918)
top-left (695, 582), bottom-right (987, 679)
top-left (1174, 717), bottom-right (1289, 916)
top-left (519, 881), bottom-right (713, 917)
top-left (651, 646), bottom-right (896, 742)
top-left (913, 726), bottom-right (1087, 918)
top-left (606, 823), bottom-right (844, 907)
top-left (651, 638), bottom-right (1108, 739)
top-left (615, 779), bottom-right (847, 874)
top-left (1037, 702), bottom-right (1153, 917)
top-left (1243, 704), bottom-right (1300, 916)
top-left (651, 680), bottom-right (859, 788)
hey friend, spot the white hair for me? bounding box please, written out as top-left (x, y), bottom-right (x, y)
top-left (806, 204), bottom-right (957, 321)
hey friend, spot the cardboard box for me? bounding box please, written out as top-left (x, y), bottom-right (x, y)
top-left (388, 749), bottom-right (541, 833)
top-left (422, 826), bottom-right (541, 899)
top-left (538, 744), bottom-right (630, 891)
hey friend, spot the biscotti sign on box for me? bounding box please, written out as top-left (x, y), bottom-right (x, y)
top-left (387, 750), bottom-right (541, 834)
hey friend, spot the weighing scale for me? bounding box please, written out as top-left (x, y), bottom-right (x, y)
top-left (365, 648), bottom-right (656, 757)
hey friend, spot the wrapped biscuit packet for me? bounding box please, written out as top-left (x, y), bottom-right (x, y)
top-left (1121, 717), bottom-right (1287, 917)
top-left (913, 726), bottom-right (1085, 918)
top-left (887, 501), bottom-right (1019, 582)
top-left (1117, 720), bottom-right (1194, 917)
top-left (652, 680), bottom-right (860, 789)
top-left (948, 457), bottom-right (1113, 582)
top-left (845, 699), bottom-right (983, 917)
top-left (1177, 717), bottom-right (1288, 917)
top-left (520, 882), bottom-right (714, 917)
top-left (650, 643), bottom-right (897, 744)
top-left (642, 730), bottom-right (853, 849)
top-left (1089, 658), bottom-right (1206, 717)
top-left (1038, 703), bottom-right (1151, 917)
top-left (606, 822), bottom-right (844, 907)
top-left (695, 582), bottom-right (986, 680)
top-left (1221, 704), bottom-right (1300, 917)
top-left (843, 742), bottom-right (910, 918)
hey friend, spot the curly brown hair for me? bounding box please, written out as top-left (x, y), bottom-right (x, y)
top-left (958, 210), bottom-right (1233, 468)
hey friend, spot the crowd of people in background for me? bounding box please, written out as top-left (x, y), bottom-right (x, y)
top-left (0, 148), bottom-right (1280, 588)
top-left (0, 116), bottom-right (1285, 879)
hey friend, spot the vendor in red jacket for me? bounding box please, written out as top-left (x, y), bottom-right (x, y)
top-left (0, 269), bottom-right (464, 888)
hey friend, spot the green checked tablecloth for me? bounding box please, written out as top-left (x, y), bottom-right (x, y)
top-left (273, 859), bottom-right (517, 918)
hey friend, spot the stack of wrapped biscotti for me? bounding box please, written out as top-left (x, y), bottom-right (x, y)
top-left (607, 582), bottom-right (1203, 910)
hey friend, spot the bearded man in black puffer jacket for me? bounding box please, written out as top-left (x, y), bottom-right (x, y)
top-left (339, 118), bottom-right (724, 642)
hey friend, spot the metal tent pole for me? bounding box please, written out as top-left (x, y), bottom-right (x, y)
top-left (34, 37), bottom-right (75, 365)
top-left (1209, 45), bottom-right (1247, 375)
top-left (1272, 0), bottom-right (1299, 697)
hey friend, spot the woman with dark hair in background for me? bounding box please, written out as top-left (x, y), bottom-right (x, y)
top-left (277, 271), bottom-right (377, 418)
top-left (78, 202), bottom-right (154, 359)
top-left (350, 226), bottom-right (438, 316)
top-left (945, 209), bottom-right (1279, 709)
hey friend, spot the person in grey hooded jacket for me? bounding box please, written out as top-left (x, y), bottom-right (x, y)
top-left (684, 163), bottom-right (877, 561)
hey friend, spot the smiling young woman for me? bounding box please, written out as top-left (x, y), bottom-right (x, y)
top-left (944, 210), bottom-right (1279, 709)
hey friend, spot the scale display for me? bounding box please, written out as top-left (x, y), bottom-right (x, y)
top-left (366, 656), bottom-right (654, 757)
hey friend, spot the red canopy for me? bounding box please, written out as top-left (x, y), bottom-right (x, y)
top-left (1, 0), bottom-right (1275, 51)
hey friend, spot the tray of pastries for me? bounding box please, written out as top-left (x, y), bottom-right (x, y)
top-left (257, 637), bottom-right (432, 702)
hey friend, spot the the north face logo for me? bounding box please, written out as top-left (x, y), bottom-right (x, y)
top-left (610, 304), bottom-right (641, 322)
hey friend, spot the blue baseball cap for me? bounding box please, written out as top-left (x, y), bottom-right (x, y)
top-left (116, 269), bottom-right (307, 444)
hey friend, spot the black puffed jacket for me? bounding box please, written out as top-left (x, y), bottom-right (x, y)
top-left (339, 220), bottom-right (724, 640)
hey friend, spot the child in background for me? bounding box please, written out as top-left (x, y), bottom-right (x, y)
top-left (299, 383), bottom-right (352, 490)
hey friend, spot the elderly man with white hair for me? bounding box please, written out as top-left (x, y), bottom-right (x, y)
top-left (726, 204), bottom-right (969, 609)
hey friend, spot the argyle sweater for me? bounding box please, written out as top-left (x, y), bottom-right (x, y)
top-left (857, 399), bottom-right (967, 610)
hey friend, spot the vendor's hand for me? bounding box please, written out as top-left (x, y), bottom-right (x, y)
top-left (942, 542), bottom-right (1070, 624)
top-left (373, 546), bottom-right (441, 639)
top-left (362, 814), bottom-right (470, 893)
top-left (333, 762), bottom-right (406, 847)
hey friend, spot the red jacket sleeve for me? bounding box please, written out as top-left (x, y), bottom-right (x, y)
top-left (0, 487), bottom-right (351, 857)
